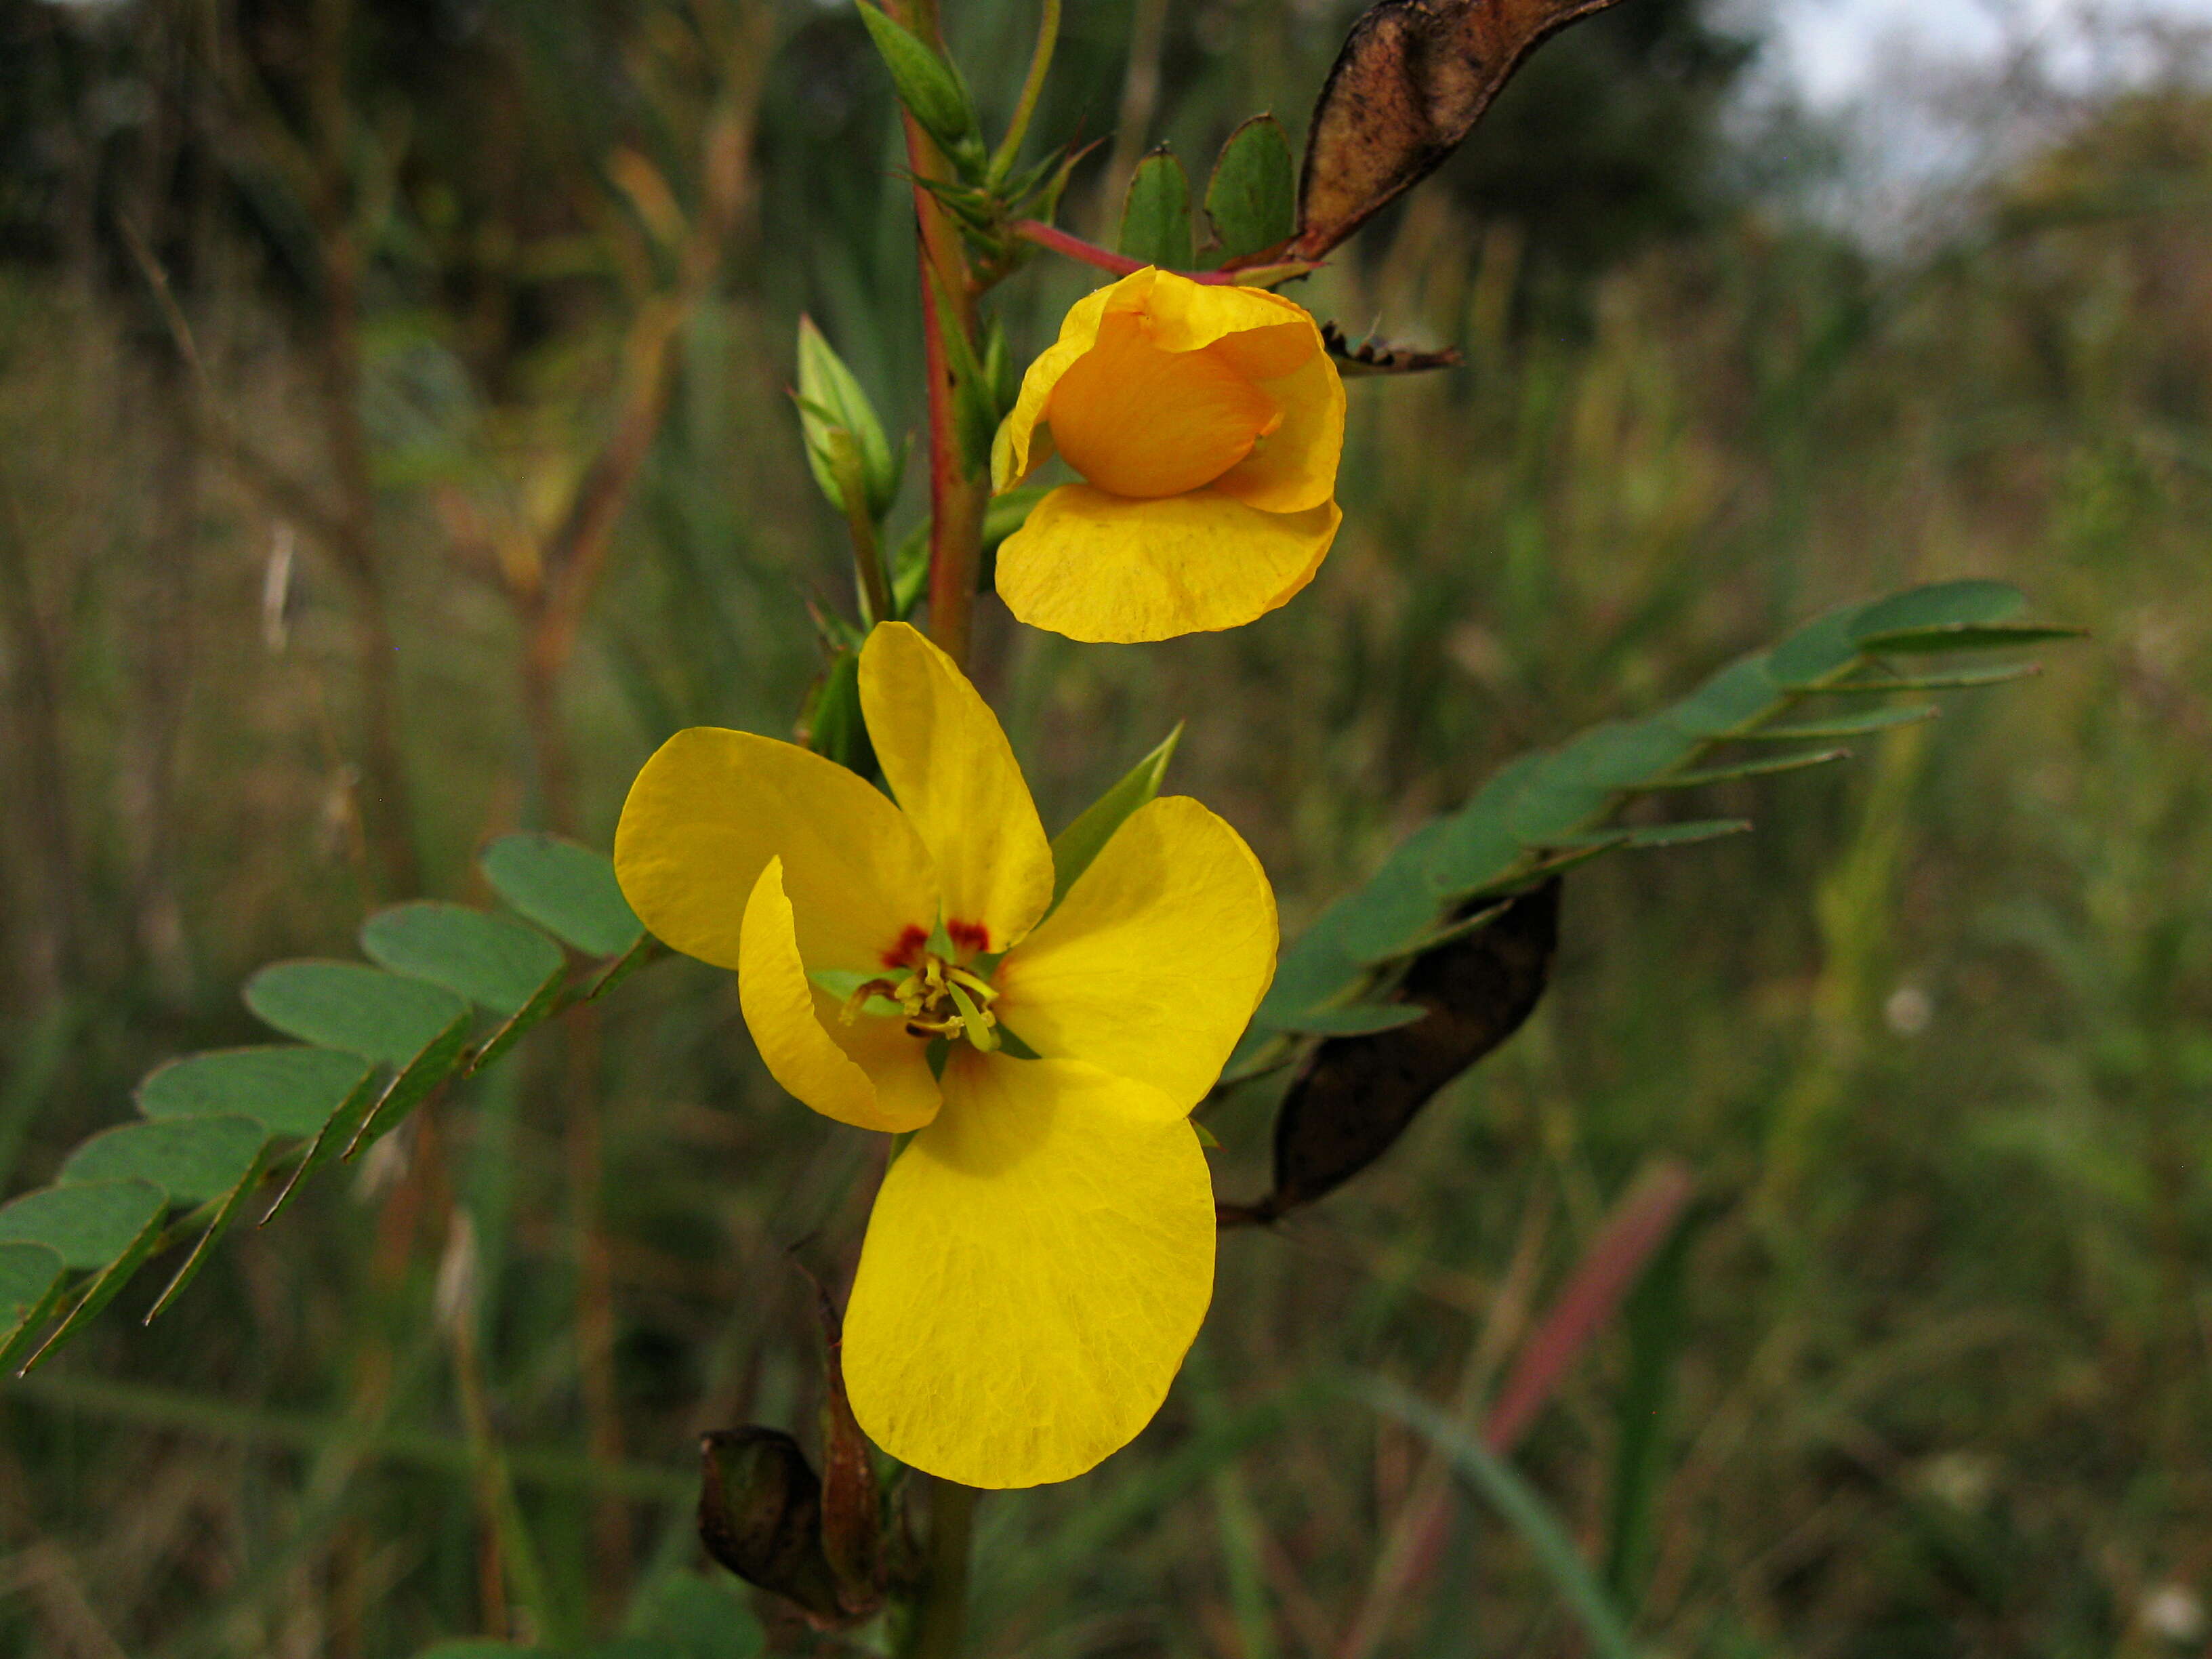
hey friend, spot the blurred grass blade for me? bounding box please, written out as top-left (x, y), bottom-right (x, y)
top-left (1482, 1161), bottom-right (1697, 1452)
top-left (1353, 1374), bottom-right (1643, 1659)
top-left (1604, 1197), bottom-right (1703, 1610)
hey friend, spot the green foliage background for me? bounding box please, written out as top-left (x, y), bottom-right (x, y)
top-left (1, 0), bottom-right (2209, 1654)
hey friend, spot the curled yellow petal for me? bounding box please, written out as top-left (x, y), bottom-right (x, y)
top-left (1046, 311), bottom-right (1282, 499)
top-left (859, 623), bottom-right (1054, 956)
top-left (994, 268), bottom-right (1332, 496)
top-left (739, 859), bottom-right (941, 1133)
top-left (842, 1052), bottom-right (1215, 1488)
top-left (615, 725), bottom-right (937, 972)
top-left (1000, 796), bottom-right (1276, 1109)
top-left (995, 485), bottom-right (1340, 643)
top-left (1212, 345), bottom-right (1345, 514)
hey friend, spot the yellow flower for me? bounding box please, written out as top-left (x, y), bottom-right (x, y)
top-left (613, 622), bottom-right (1277, 1488)
top-left (992, 267), bottom-right (1346, 644)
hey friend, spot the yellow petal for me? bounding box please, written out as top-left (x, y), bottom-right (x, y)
top-left (999, 796), bottom-right (1276, 1108)
top-left (994, 270), bottom-right (1326, 495)
top-left (996, 284), bottom-right (1118, 491)
top-left (739, 860), bottom-right (941, 1133)
top-left (1046, 310), bottom-right (1282, 499)
top-left (1106, 268), bottom-right (1321, 354)
top-left (1212, 344), bottom-right (1345, 514)
top-left (616, 726), bottom-right (937, 972)
top-left (842, 1052), bottom-right (1216, 1488)
top-left (995, 485), bottom-right (1340, 643)
top-left (859, 622), bottom-right (1054, 956)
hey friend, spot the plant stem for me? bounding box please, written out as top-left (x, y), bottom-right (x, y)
top-left (890, 0), bottom-right (987, 671)
top-left (988, 0), bottom-right (1060, 183)
top-left (907, 1478), bottom-right (979, 1659)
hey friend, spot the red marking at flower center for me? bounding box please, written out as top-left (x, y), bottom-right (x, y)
top-left (947, 919), bottom-right (991, 956)
top-left (880, 924), bottom-right (930, 968)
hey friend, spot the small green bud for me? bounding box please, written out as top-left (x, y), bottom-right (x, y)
top-left (855, 3), bottom-right (980, 165)
top-left (697, 1429), bottom-right (849, 1621)
top-left (796, 316), bottom-right (900, 520)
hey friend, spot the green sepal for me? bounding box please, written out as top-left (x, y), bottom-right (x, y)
top-left (1118, 146), bottom-right (1195, 269)
top-left (804, 648), bottom-right (878, 779)
top-left (795, 316), bottom-right (900, 519)
top-left (1049, 724), bottom-right (1183, 909)
top-left (1205, 115), bottom-right (1296, 262)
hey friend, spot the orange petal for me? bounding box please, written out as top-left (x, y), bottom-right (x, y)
top-left (1046, 310), bottom-right (1282, 499)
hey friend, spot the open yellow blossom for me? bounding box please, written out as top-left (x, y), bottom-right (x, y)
top-left (992, 267), bottom-right (1346, 644)
top-left (613, 622), bottom-right (1277, 1488)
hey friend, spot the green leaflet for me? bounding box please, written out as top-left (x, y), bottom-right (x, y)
top-left (1205, 115), bottom-right (1296, 261)
top-left (480, 833), bottom-right (645, 958)
top-left (136, 1046), bottom-right (375, 1141)
top-left (361, 902), bottom-right (567, 1018)
top-left (244, 960), bottom-right (470, 1066)
top-left (1119, 147), bottom-right (1195, 269)
top-left (1240, 579), bottom-right (2073, 1040)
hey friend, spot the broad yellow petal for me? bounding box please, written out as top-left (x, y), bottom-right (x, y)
top-left (738, 860), bottom-right (941, 1133)
top-left (999, 797), bottom-right (1276, 1108)
top-left (859, 623), bottom-right (1054, 956)
top-left (843, 1052), bottom-right (1216, 1488)
top-left (1212, 346), bottom-right (1345, 514)
top-left (996, 485), bottom-right (1340, 643)
top-left (616, 726), bottom-right (937, 972)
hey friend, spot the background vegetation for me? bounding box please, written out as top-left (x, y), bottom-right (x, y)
top-left (1, 0), bottom-right (2209, 1654)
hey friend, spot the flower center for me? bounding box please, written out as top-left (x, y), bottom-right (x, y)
top-left (837, 950), bottom-right (1003, 1052)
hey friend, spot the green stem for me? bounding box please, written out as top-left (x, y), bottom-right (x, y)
top-left (827, 428), bottom-right (893, 626)
top-left (908, 1477), bottom-right (979, 1659)
top-left (987, 0), bottom-right (1060, 184)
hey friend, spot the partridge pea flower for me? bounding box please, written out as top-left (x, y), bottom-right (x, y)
top-left (613, 623), bottom-right (1277, 1488)
top-left (992, 267), bottom-right (1345, 643)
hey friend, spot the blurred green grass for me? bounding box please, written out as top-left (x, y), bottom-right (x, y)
top-left (2, 2), bottom-right (2211, 1655)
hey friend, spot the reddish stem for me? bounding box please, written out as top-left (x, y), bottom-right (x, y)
top-left (1012, 220), bottom-right (1314, 286)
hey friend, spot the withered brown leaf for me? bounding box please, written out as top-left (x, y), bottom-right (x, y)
top-left (1296, 0), bottom-right (1634, 259)
top-left (1321, 320), bottom-right (1465, 376)
top-left (1225, 878), bottom-right (1558, 1223)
